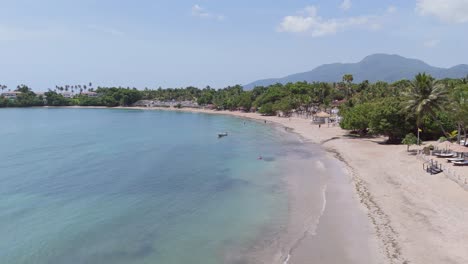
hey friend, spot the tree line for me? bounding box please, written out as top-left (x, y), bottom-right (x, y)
top-left (339, 73), bottom-right (468, 144)
top-left (1, 74), bottom-right (468, 143)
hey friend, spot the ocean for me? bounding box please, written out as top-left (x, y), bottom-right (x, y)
top-left (0, 108), bottom-right (319, 264)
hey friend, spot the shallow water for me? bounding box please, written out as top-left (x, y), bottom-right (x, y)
top-left (0, 108), bottom-right (322, 264)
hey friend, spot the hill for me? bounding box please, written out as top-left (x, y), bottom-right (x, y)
top-left (244, 54), bottom-right (468, 89)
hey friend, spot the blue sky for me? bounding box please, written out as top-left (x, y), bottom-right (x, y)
top-left (1, 0), bottom-right (467, 90)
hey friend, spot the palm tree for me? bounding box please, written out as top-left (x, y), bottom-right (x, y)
top-left (342, 74), bottom-right (354, 98)
top-left (404, 73), bottom-right (449, 135)
top-left (451, 83), bottom-right (468, 143)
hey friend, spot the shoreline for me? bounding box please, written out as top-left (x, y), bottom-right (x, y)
top-left (105, 106), bottom-right (393, 263)
top-left (34, 106), bottom-right (468, 263)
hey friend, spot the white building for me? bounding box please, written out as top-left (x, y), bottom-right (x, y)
top-left (61, 92), bottom-right (73, 98)
top-left (81, 92), bottom-right (98, 97)
top-left (1, 91), bottom-right (21, 99)
top-left (331, 107), bottom-right (340, 115)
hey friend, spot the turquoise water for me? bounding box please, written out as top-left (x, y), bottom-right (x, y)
top-left (0, 108), bottom-right (299, 264)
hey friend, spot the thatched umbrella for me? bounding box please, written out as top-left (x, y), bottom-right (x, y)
top-left (437, 141), bottom-right (468, 153)
top-left (315, 111), bottom-right (331, 118)
top-left (447, 142), bottom-right (468, 153)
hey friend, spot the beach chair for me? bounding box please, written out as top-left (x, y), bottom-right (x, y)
top-left (453, 160), bottom-right (468, 166)
top-left (447, 157), bottom-right (465, 163)
top-left (434, 153), bottom-right (455, 158)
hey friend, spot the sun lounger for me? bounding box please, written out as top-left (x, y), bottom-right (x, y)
top-left (434, 153), bottom-right (455, 158)
top-left (453, 160), bottom-right (468, 166)
top-left (446, 157), bottom-right (465, 163)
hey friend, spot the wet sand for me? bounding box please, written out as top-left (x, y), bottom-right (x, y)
top-left (281, 142), bottom-right (385, 264)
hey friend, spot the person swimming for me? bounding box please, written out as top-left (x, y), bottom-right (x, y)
top-left (258, 155), bottom-right (263, 160)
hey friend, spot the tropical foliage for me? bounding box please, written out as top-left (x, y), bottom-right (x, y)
top-left (402, 133), bottom-right (418, 152)
top-left (2, 73), bottom-right (468, 145)
top-left (339, 73), bottom-right (466, 143)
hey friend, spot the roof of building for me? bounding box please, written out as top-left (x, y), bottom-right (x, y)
top-left (1, 91), bottom-right (22, 94)
top-left (315, 111), bottom-right (331, 118)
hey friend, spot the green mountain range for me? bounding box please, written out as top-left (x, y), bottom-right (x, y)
top-left (244, 54), bottom-right (468, 89)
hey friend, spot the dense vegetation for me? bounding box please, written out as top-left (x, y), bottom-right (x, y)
top-left (2, 73), bottom-right (468, 143)
top-left (339, 74), bottom-right (468, 143)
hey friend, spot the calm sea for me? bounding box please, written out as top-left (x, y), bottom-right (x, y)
top-left (0, 108), bottom-right (308, 264)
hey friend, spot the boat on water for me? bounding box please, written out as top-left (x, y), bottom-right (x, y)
top-left (218, 132), bottom-right (228, 138)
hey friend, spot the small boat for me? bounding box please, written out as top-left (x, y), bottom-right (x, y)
top-left (218, 132), bottom-right (228, 138)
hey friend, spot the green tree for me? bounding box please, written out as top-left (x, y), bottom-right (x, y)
top-left (368, 97), bottom-right (413, 143)
top-left (402, 133), bottom-right (418, 152)
top-left (404, 73), bottom-right (449, 136)
top-left (259, 102), bottom-right (275, 115)
top-left (450, 84), bottom-right (468, 143)
top-left (238, 92), bottom-right (252, 111)
top-left (340, 102), bottom-right (373, 134)
top-left (44, 91), bottom-right (70, 106)
top-left (342, 74), bottom-right (354, 98)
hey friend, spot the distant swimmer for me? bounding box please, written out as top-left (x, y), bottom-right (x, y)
top-left (258, 155), bottom-right (263, 160)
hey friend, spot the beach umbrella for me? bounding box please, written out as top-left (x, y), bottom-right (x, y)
top-left (447, 142), bottom-right (468, 153)
top-left (437, 141), bottom-right (468, 153)
top-left (315, 111), bottom-right (331, 118)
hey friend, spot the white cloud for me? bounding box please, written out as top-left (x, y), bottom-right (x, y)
top-left (277, 6), bottom-right (379, 37)
top-left (416, 0), bottom-right (468, 23)
top-left (88, 25), bottom-right (124, 36)
top-left (340, 0), bottom-right (352, 11)
top-left (192, 4), bottom-right (209, 18)
top-left (423, 39), bottom-right (440, 47)
top-left (191, 4), bottom-right (225, 21)
top-left (387, 6), bottom-right (397, 14)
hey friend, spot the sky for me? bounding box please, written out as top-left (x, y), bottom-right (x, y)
top-left (0, 0), bottom-right (467, 91)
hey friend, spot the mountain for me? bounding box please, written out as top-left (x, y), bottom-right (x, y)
top-left (243, 54), bottom-right (468, 90)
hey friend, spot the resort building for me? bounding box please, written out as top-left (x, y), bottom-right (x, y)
top-left (1, 91), bottom-right (21, 99)
top-left (331, 107), bottom-right (340, 115)
top-left (81, 92), bottom-right (98, 97)
top-left (61, 92), bottom-right (73, 98)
